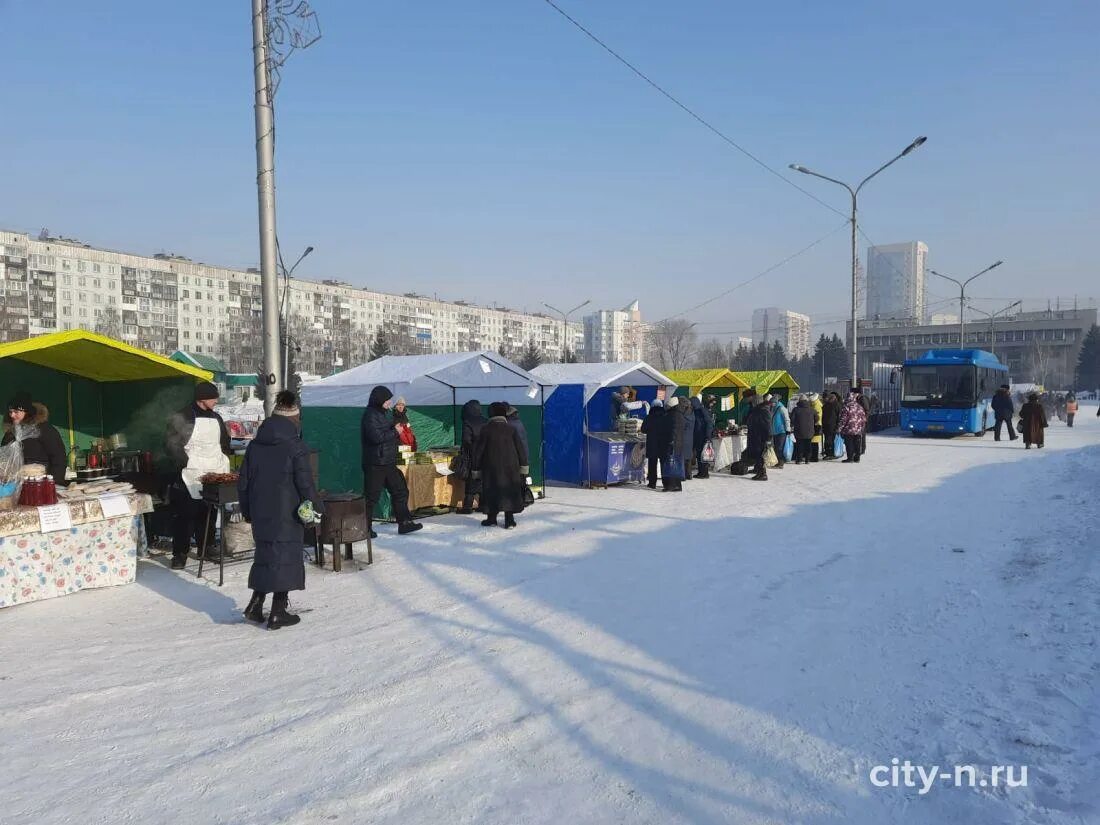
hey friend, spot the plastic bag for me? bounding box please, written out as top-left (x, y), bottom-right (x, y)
top-left (834, 434), bottom-right (846, 459)
top-left (0, 423), bottom-right (35, 504)
top-left (223, 520), bottom-right (255, 556)
top-left (764, 444), bottom-right (779, 468)
top-left (701, 441), bottom-right (716, 464)
top-left (783, 434), bottom-right (794, 462)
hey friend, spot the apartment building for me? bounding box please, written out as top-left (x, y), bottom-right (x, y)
top-left (751, 307), bottom-right (812, 358)
top-left (0, 230), bottom-right (583, 373)
top-left (583, 300), bottom-right (644, 363)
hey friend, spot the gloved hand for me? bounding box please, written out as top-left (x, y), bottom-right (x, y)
top-left (297, 500), bottom-right (324, 524)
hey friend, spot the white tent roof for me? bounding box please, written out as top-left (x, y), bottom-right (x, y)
top-left (531, 361), bottom-right (676, 404)
top-left (300, 351), bottom-right (545, 408)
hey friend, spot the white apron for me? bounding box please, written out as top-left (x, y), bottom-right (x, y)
top-left (180, 416), bottom-right (230, 499)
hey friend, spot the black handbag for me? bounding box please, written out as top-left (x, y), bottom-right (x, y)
top-left (450, 449), bottom-right (471, 480)
top-left (522, 485), bottom-right (535, 507)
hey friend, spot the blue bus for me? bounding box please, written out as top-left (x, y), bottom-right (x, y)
top-left (900, 349), bottom-right (1009, 436)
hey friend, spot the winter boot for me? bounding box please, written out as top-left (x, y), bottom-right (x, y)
top-left (751, 473), bottom-right (768, 481)
top-left (267, 596), bottom-right (300, 630)
top-left (398, 520), bottom-right (423, 535)
top-left (243, 592), bottom-right (266, 623)
top-left (503, 513), bottom-right (517, 530)
top-left (170, 556), bottom-right (187, 570)
top-left (481, 515), bottom-right (498, 527)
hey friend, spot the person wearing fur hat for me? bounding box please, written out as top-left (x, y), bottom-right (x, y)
top-left (165, 382), bottom-right (231, 569)
top-left (3, 390), bottom-right (69, 486)
top-left (745, 394), bottom-right (773, 481)
top-left (472, 402), bottom-right (529, 528)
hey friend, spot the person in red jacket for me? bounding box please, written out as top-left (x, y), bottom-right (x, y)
top-left (393, 397), bottom-right (418, 451)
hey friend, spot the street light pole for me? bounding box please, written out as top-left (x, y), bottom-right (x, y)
top-left (967, 299), bottom-right (1021, 359)
top-left (790, 136), bottom-right (927, 388)
top-left (278, 244), bottom-right (314, 387)
top-left (543, 299), bottom-right (590, 361)
top-left (929, 261), bottom-right (1004, 347)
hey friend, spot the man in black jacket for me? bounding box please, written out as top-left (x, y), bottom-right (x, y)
top-left (992, 384), bottom-right (1017, 441)
top-left (745, 395), bottom-right (772, 481)
top-left (362, 386), bottom-right (422, 535)
top-left (165, 382), bottom-right (231, 569)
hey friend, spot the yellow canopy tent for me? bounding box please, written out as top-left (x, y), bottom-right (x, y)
top-left (0, 330), bottom-right (212, 459)
top-left (666, 368), bottom-right (751, 426)
top-left (729, 369), bottom-right (800, 422)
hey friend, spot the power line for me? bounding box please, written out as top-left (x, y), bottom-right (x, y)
top-left (539, 0), bottom-right (847, 220)
top-left (657, 219), bottom-right (851, 322)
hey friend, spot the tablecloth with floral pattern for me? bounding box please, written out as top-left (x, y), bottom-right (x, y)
top-left (0, 515), bottom-right (148, 609)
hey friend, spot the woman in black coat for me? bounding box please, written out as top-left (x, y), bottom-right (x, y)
top-left (238, 393), bottom-right (321, 629)
top-left (472, 402), bottom-right (529, 529)
top-left (640, 401), bottom-right (668, 489)
top-left (821, 392), bottom-right (841, 460)
top-left (790, 397), bottom-right (816, 464)
top-left (678, 398), bottom-right (695, 481)
top-left (457, 400), bottom-right (486, 514)
top-left (691, 396), bottom-right (712, 479)
top-left (3, 391), bottom-right (69, 485)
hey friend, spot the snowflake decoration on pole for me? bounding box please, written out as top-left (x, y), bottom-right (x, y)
top-left (265, 0), bottom-right (322, 98)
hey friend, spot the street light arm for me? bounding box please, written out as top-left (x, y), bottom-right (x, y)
top-left (963, 260), bottom-right (1003, 289)
top-left (789, 165), bottom-right (854, 196)
top-left (929, 270), bottom-right (963, 291)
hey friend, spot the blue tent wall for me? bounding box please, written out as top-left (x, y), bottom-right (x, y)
top-left (544, 384), bottom-right (660, 485)
top-left (543, 384), bottom-right (585, 484)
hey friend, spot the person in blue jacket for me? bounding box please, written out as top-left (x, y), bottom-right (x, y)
top-left (768, 394), bottom-right (791, 469)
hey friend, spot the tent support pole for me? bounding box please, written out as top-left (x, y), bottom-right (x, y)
top-left (540, 385), bottom-right (546, 500)
top-left (67, 380), bottom-right (75, 453)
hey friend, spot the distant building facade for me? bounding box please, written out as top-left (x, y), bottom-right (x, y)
top-left (0, 229), bottom-right (583, 373)
top-left (751, 307), bottom-right (811, 358)
top-left (849, 307), bottom-right (1096, 388)
top-left (583, 300), bottom-right (643, 363)
top-left (866, 241), bottom-right (928, 323)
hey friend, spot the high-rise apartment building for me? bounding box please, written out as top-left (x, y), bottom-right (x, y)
top-left (583, 300), bottom-right (644, 363)
top-left (751, 307), bottom-right (812, 359)
top-left (0, 230), bottom-right (583, 372)
top-left (866, 241), bottom-right (928, 323)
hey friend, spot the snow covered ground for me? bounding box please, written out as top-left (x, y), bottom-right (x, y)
top-left (2, 409), bottom-right (1099, 825)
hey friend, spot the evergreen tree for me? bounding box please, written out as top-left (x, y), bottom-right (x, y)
top-left (369, 328), bottom-right (392, 361)
top-left (729, 343), bottom-right (752, 371)
top-left (767, 341), bottom-right (789, 371)
top-left (884, 340), bottom-right (907, 366)
top-left (1076, 324), bottom-right (1100, 389)
top-left (519, 338), bottom-right (544, 371)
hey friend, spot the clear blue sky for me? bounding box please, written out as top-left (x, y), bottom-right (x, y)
top-left (2, 0), bottom-right (1097, 342)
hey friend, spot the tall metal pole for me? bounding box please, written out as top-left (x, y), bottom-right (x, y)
top-left (252, 0), bottom-right (282, 415)
top-left (930, 261), bottom-right (1003, 349)
top-left (790, 136), bottom-right (926, 389)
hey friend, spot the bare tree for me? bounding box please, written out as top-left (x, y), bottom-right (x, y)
top-left (648, 319), bottom-right (697, 371)
top-left (94, 307), bottom-right (123, 339)
top-left (692, 338), bottom-right (726, 369)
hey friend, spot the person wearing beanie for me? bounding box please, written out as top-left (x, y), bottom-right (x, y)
top-left (164, 381), bottom-right (231, 569)
top-left (745, 392), bottom-right (772, 481)
top-left (238, 391), bottom-right (320, 629)
top-left (472, 401), bottom-right (529, 528)
top-left (3, 390), bottom-right (69, 486)
top-left (361, 385), bottom-right (422, 536)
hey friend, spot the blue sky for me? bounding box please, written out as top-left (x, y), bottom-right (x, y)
top-left (2, 0), bottom-right (1097, 342)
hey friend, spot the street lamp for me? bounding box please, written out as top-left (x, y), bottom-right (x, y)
top-left (278, 244), bottom-right (314, 387)
top-left (790, 135), bottom-right (927, 387)
top-left (967, 299), bottom-right (1021, 359)
top-left (929, 260), bottom-right (1003, 347)
top-left (543, 299), bottom-right (590, 361)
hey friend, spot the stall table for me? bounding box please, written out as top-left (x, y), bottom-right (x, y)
top-left (709, 434), bottom-right (743, 473)
top-left (584, 433), bottom-right (647, 487)
top-left (0, 493), bottom-right (154, 609)
top-left (397, 463), bottom-right (465, 513)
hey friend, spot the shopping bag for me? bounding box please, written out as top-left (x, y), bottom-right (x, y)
top-left (834, 434), bottom-right (846, 459)
top-left (701, 441), bottom-right (716, 464)
top-left (782, 434), bottom-right (794, 462)
top-left (522, 485), bottom-right (535, 507)
top-left (763, 444), bottom-right (779, 468)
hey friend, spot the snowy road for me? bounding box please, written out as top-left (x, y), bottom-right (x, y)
top-left (2, 412), bottom-right (1099, 824)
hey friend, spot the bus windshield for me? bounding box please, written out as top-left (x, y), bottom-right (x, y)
top-left (903, 365), bottom-right (976, 406)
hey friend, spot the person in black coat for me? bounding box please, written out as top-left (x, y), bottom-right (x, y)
top-left (691, 396), bottom-right (712, 479)
top-left (745, 395), bottom-right (772, 481)
top-left (640, 401), bottom-right (668, 489)
top-left (457, 399), bottom-right (486, 514)
top-left (3, 391), bottom-right (68, 486)
top-left (239, 392), bottom-right (321, 629)
top-left (663, 398), bottom-right (686, 491)
top-left (677, 398), bottom-right (695, 482)
top-left (472, 402), bottom-right (529, 529)
top-left (361, 385), bottom-right (422, 535)
top-left (821, 392), bottom-right (841, 459)
top-left (991, 385), bottom-right (1017, 441)
top-left (790, 397), bottom-right (816, 464)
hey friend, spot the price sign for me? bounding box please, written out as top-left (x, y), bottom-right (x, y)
top-left (38, 504), bottom-right (73, 533)
top-left (99, 495), bottom-right (132, 519)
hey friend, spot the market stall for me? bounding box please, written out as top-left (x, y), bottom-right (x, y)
top-left (729, 370), bottom-right (800, 423)
top-left (532, 362), bottom-right (676, 487)
top-left (667, 369), bottom-right (751, 429)
top-left (0, 330), bottom-right (212, 608)
top-left (301, 352), bottom-right (546, 519)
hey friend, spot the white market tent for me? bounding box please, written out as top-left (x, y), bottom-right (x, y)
top-left (301, 352), bottom-right (547, 492)
top-left (532, 361), bottom-right (676, 485)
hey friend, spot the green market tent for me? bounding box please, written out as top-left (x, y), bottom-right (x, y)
top-left (300, 352), bottom-right (546, 518)
top-left (0, 330), bottom-right (213, 459)
top-left (729, 370), bottom-right (800, 422)
top-left (666, 368), bottom-right (751, 427)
